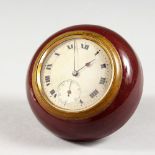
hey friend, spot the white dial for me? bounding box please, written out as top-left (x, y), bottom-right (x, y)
top-left (41, 38), bottom-right (113, 112)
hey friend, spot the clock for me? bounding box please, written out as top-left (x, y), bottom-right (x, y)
top-left (27, 25), bottom-right (143, 141)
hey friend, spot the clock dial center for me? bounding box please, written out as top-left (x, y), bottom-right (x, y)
top-left (72, 70), bottom-right (78, 76)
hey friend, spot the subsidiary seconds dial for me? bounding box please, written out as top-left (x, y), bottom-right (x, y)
top-left (41, 38), bottom-right (113, 112)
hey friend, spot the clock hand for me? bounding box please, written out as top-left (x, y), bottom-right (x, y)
top-left (73, 39), bottom-right (76, 72)
top-left (67, 80), bottom-right (72, 97)
top-left (72, 40), bottom-right (78, 76)
top-left (77, 59), bottom-right (95, 72)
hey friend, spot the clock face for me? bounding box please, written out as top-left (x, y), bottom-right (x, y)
top-left (40, 38), bottom-right (113, 112)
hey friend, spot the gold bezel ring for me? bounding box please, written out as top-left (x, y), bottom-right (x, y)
top-left (32, 30), bottom-right (122, 120)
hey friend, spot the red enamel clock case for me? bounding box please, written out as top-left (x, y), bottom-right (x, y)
top-left (26, 25), bottom-right (143, 141)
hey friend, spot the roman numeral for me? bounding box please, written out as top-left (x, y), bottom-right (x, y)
top-left (81, 44), bottom-right (89, 50)
top-left (101, 63), bottom-right (107, 68)
top-left (50, 89), bottom-right (55, 96)
top-left (50, 89), bottom-right (57, 98)
top-left (46, 64), bottom-right (52, 70)
top-left (45, 75), bottom-right (50, 86)
top-left (90, 89), bottom-right (99, 98)
top-left (95, 50), bottom-right (100, 56)
top-left (54, 94), bottom-right (57, 98)
top-left (54, 53), bottom-right (60, 56)
top-left (80, 99), bottom-right (83, 105)
top-left (99, 77), bottom-right (106, 85)
top-left (67, 44), bottom-right (73, 49)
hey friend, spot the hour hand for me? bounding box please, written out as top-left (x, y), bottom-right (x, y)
top-left (85, 59), bottom-right (95, 67)
top-left (77, 59), bottom-right (95, 72)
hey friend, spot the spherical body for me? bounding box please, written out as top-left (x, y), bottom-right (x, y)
top-left (26, 25), bottom-right (143, 141)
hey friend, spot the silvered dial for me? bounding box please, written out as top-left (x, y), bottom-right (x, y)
top-left (41, 38), bottom-right (113, 112)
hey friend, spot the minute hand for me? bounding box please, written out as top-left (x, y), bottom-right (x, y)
top-left (77, 59), bottom-right (95, 72)
top-left (73, 39), bottom-right (76, 71)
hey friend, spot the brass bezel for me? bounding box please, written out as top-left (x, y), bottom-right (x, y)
top-left (32, 30), bottom-right (122, 120)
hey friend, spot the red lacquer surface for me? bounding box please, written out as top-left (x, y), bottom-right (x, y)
top-left (26, 25), bottom-right (143, 141)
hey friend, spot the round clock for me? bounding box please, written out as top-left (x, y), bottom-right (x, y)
top-left (27, 25), bottom-right (143, 141)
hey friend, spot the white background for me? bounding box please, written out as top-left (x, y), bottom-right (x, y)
top-left (0, 0), bottom-right (154, 155)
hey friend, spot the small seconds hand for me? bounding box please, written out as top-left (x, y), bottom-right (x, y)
top-left (67, 80), bottom-right (72, 97)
